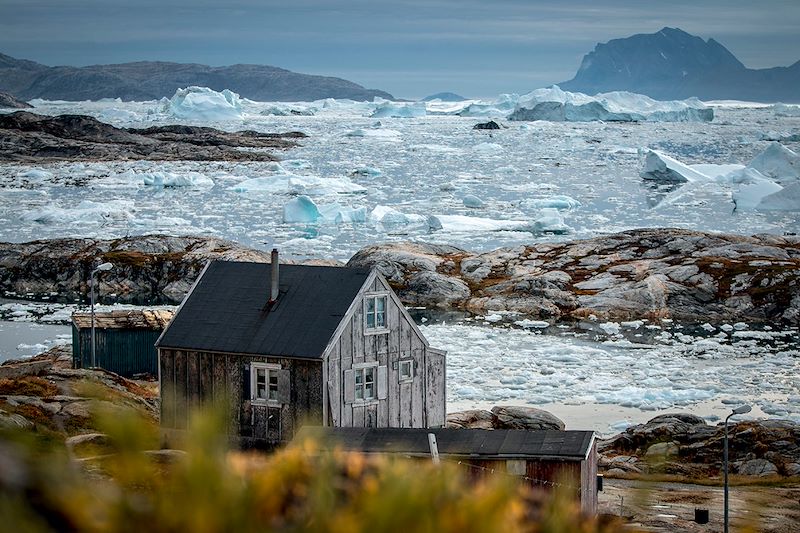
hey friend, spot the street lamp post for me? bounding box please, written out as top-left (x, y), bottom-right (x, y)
top-left (90, 262), bottom-right (114, 369)
top-left (724, 404), bottom-right (752, 533)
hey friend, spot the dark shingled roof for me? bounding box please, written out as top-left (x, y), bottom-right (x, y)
top-left (294, 427), bottom-right (594, 459)
top-left (156, 261), bottom-right (371, 358)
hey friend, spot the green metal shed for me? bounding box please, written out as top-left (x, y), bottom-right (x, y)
top-left (71, 309), bottom-right (174, 378)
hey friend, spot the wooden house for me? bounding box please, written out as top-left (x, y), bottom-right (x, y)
top-left (155, 251), bottom-right (446, 447)
top-left (72, 309), bottom-right (174, 378)
top-left (295, 427), bottom-right (598, 514)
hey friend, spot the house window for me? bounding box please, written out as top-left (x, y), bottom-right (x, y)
top-left (252, 363), bottom-right (280, 403)
top-left (355, 365), bottom-right (376, 401)
top-left (399, 360), bottom-right (413, 381)
top-left (365, 294), bottom-right (388, 331)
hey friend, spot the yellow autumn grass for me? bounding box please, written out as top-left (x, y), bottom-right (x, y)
top-left (0, 403), bottom-right (626, 533)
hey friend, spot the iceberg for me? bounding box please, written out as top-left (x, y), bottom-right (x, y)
top-left (231, 173), bottom-right (367, 195)
top-left (462, 195), bottom-right (484, 208)
top-left (748, 142), bottom-right (800, 185)
top-left (458, 94), bottom-right (519, 117)
top-left (508, 86), bottom-right (713, 123)
top-left (163, 86), bottom-right (243, 120)
top-left (753, 182), bottom-right (800, 211)
top-left (529, 208), bottom-right (571, 234)
top-left (283, 195), bottom-right (367, 224)
top-left (22, 200), bottom-right (134, 224)
top-left (772, 103), bottom-right (800, 117)
top-left (139, 171), bottom-right (214, 188)
top-left (369, 205), bottom-right (428, 228)
top-left (640, 150), bottom-right (711, 182)
top-left (524, 195), bottom-right (581, 210)
top-left (370, 101), bottom-right (427, 118)
top-left (283, 195), bottom-right (321, 223)
top-left (435, 215), bottom-right (531, 233)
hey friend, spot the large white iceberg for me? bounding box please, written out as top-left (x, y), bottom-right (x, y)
top-left (163, 86), bottom-right (243, 120)
top-left (640, 150), bottom-right (713, 182)
top-left (507, 86), bottom-right (713, 122)
top-left (748, 142), bottom-right (800, 185)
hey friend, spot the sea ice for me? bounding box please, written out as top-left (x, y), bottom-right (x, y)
top-left (370, 101), bottom-right (427, 118)
top-left (748, 142), bottom-right (800, 185)
top-left (163, 86), bottom-right (244, 121)
top-left (755, 182), bottom-right (800, 211)
top-left (640, 150), bottom-right (711, 182)
top-left (139, 171), bottom-right (214, 188)
top-left (463, 195), bottom-right (484, 208)
top-left (524, 195), bottom-right (581, 210)
top-left (231, 173), bottom-right (366, 195)
top-left (22, 200), bottom-right (134, 224)
top-left (732, 180), bottom-right (784, 210)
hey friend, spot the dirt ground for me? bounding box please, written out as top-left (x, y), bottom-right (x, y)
top-left (599, 478), bottom-right (800, 532)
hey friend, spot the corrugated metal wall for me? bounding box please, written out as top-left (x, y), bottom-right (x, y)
top-left (72, 327), bottom-right (161, 377)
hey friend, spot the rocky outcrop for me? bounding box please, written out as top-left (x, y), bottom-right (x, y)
top-left (473, 120), bottom-right (501, 130)
top-left (0, 235), bottom-right (271, 304)
top-left (598, 413), bottom-right (800, 478)
top-left (347, 229), bottom-right (800, 323)
top-left (0, 346), bottom-right (158, 436)
top-left (447, 406), bottom-right (566, 431)
top-left (0, 111), bottom-right (303, 162)
top-left (0, 90), bottom-right (31, 109)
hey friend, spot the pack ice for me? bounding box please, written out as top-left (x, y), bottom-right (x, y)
top-left (162, 86), bottom-right (244, 121)
top-left (641, 143), bottom-right (800, 211)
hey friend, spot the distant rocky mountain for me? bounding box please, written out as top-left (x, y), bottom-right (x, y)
top-left (0, 52), bottom-right (393, 102)
top-left (421, 92), bottom-right (467, 102)
top-left (560, 27), bottom-right (800, 103)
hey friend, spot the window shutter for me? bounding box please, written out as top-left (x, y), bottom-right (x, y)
top-left (413, 360), bottom-right (419, 377)
top-left (277, 369), bottom-right (290, 404)
top-left (243, 362), bottom-right (251, 400)
top-left (377, 365), bottom-right (388, 400)
top-left (344, 369), bottom-right (355, 404)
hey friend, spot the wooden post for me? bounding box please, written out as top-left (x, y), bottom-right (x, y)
top-left (428, 432), bottom-right (440, 465)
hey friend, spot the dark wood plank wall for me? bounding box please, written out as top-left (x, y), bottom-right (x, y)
top-left (159, 348), bottom-right (322, 445)
top-left (580, 440), bottom-right (598, 514)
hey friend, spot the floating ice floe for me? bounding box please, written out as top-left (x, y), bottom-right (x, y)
top-left (747, 142), bottom-right (800, 185)
top-left (772, 103), bottom-right (800, 117)
top-left (370, 101), bottom-right (427, 118)
top-left (22, 199), bottom-right (135, 224)
top-left (163, 86), bottom-right (244, 121)
top-left (18, 168), bottom-right (54, 180)
top-left (138, 171), bottom-right (214, 188)
top-left (231, 173), bottom-right (367, 195)
top-left (345, 127), bottom-right (402, 140)
top-left (463, 195), bottom-right (484, 208)
top-left (643, 145), bottom-right (800, 211)
top-left (508, 86), bottom-right (713, 123)
top-left (283, 195), bottom-right (366, 224)
top-left (524, 195), bottom-right (582, 210)
top-left (369, 205), bottom-right (428, 229)
top-left (260, 104), bottom-right (315, 116)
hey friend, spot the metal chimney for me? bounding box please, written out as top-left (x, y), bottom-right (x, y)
top-left (269, 248), bottom-right (279, 304)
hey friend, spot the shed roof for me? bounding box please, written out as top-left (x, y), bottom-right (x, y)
top-left (72, 309), bottom-right (174, 330)
top-left (156, 261), bottom-right (372, 359)
top-left (294, 427), bottom-right (595, 460)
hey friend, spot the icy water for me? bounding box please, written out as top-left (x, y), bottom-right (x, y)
top-left (0, 320), bottom-right (70, 362)
top-left (1, 98), bottom-right (799, 432)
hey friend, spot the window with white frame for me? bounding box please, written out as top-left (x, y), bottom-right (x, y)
top-left (355, 365), bottom-right (376, 401)
top-left (251, 363), bottom-right (279, 403)
top-left (399, 360), bottom-right (413, 381)
top-left (365, 294), bottom-right (387, 331)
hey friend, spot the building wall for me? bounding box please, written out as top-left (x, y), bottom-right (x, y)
top-left (324, 275), bottom-right (446, 429)
top-left (73, 326), bottom-right (161, 377)
top-left (159, 348), bottom-right (322, 446)
top-left (580, 440), bottom-right (598, 515)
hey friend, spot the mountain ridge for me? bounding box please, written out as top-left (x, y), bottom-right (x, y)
top-left (0, 53), bottom-right (393, 102)
top-left (560, 27), bottom-right (800, 103)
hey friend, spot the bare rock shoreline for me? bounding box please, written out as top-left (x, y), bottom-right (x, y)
top-left (2, 228), bottom-right (799, 323)
top-left (0, 111), bottom-right (304, 162)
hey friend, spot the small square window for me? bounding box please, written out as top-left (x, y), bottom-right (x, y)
top-left (354, 365), bottom-right (376, 401)
top-left (252, 363), bottom-right (280, 403)
top-left (399, 360), bottom-right (413, 380)
top-left (365, 294), bottom-right (388, 332)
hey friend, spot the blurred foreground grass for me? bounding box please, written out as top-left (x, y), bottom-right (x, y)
top-left (0, 402), bottom-right (625, 533)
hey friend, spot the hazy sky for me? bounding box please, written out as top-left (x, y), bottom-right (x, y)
top-left (1, 0), bottom-right (798, 98)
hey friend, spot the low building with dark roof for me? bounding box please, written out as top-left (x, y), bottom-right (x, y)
top-left (156, 251), bottom-right (447, 447)
top-left (72, 309), bottom-right (174, 378)
top-left (295, 427), bottom-right (599, 514)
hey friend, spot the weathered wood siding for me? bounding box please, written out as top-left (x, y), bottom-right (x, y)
top-left (159, 348), bottom-right (322, 446)
top-left (324, 275), bottom-right (446, 429)
top-left (580, 439), bottom-right (598, 514)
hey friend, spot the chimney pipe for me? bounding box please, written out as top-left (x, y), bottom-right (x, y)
top-left (269, 248), bottom-right (279, 304)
